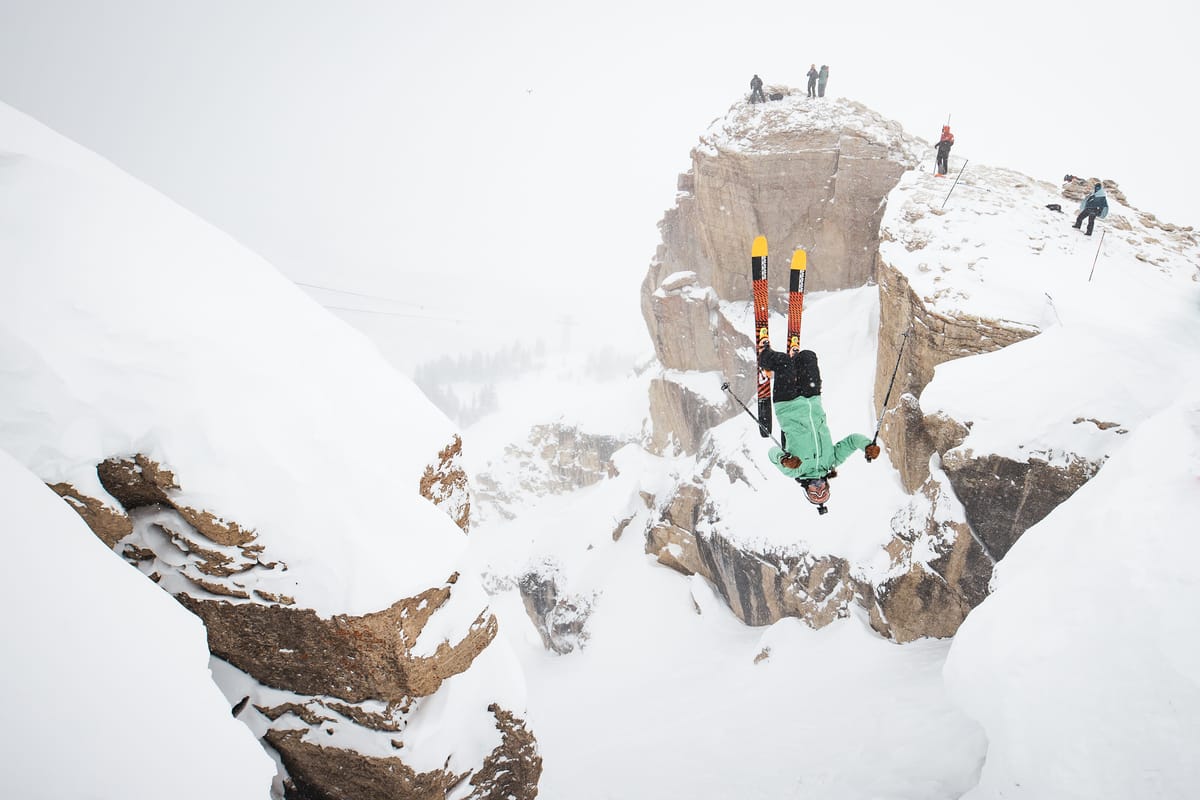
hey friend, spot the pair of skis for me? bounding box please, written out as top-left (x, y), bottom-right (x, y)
top-left (751, 235), bottom-right (807, 439)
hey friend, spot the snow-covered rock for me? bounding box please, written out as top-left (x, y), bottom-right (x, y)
top-left (0, 100), bottom-right (540, 799)
top-left (0, 448), bottom-right (276, 799)
top-left (944, 390), bottom-right (1200, 798)
top-left (635, 89), bottom-right (1200, 646)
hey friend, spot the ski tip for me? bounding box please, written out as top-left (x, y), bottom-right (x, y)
top-left (752, 236), bottom-right (768, 257)
top-left (790, 249), bottom-right (807, 271)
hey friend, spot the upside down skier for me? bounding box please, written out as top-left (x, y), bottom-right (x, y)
top-left (758, 339), bottom-right (879, 504)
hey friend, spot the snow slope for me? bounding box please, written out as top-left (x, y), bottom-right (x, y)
top-left (5, 86), bottom-right (1200, 799)
top-left (458, 121), bottom-right (1200, 797)
top-left (0, 98), bottom-right (526, 792)
top-left (882, 164), bottom-right (1200, 465)
top-left (944, 390), bottom-right (1200, 798)
top-left (0, 448), bottom-right (276, 799)
top-left (877, 163), bottom-right (1200, 797)
top-left (0, 99), bottom-right (464, 614)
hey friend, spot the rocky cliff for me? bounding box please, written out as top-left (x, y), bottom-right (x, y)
top-left (635, 91), bottom-right (1200, 642)
top-left (642, 95), bottom-right (924, 457)
top-left (52, 450), bottom-right (541, 800)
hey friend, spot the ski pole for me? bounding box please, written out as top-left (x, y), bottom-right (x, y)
top-left (721, 382), bottom-right (785, 451)
top-left (1087, 229), bottom-right (1107, 282)
top-left (941, 160), bottom-right (968, 209)
top-left (869, 329), bottom-right (913, 454)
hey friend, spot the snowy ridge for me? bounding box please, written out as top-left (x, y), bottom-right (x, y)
top-left (0, 99), bottom-right (466, 614)
top-left (5, 81), bottom-right (1200, 798)
top-left (698, 93), bottom-right (925, 164)
top-left (462, 104), bottom-right (1200, 797)
top-left (0, 99), bottom-right (530, 796)
top-left (883, 161), bottom-right (1200, 462)
top-left (944, 381), bottom-right (1200, 798)
top-left (0, 450), bottom-right (275, 798)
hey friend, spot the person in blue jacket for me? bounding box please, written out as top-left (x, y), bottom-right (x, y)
top-left (758, 340), bottom-right (879, 504)
top-left (1073, 182), bottom-right (1109, 236)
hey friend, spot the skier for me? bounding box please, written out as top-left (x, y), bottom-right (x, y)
top-left (757, 339), bottom-right (879, 506)
top-left (750, 74), bottom-right (766, 104)
top-left (817, 65), bottom-right (829, 97)
top-left (934, 125), bottom-right (954, 176)
top-left (806, 64), bottom-right (818, 97)
top-left (1073, 182), bottom-right (1109, 236)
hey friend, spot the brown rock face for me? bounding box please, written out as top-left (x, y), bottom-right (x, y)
top-left (874, 261), bottom-right (1039, 491)
top-left (467, 704), bottom-right (543, 800)
top-left (518, 570), bottom-right (593, 655)
top-left (865, 257), bottom-right (1109, 636)
top-left (646, 378), bottom-right (737, 456)
top-left (867, 476), bottom-right (993, 643)
top-left (47, 482), bottom-right (132, 547)
top-left (266, 704), bottom-right (540, 800)
top-left (97, 454), bottom-right (255, 545)
top-left (645, 101), bottom-right (920, 311)
top-left (179, 579), bottom-right (497, 703)
top-left (641, 98), bottom-right (921, 458)
top-left (267, 728), bottom-right (462, 800)
top-left (940, 450), bottom-right (1103, 561)
top-left (644, 482), bottom-right (860, 629)
top-left (53, 454), bottom-right (540, 799)
top-left (419, 434), bottom-right (471, 532)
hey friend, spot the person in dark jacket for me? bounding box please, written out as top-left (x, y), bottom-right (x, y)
top-left (1073, 183), bottom-right (1109, 235)
top-left (750, 74), bottom-right (766, 104)
top-left (757, 340), bottom-right (878, 503)
top-left (934, 125), bottom-right (954, 176)
top-left (806, 64), bottom-right (818, 97)
top-left (817, 65), bottom-right (829, 97)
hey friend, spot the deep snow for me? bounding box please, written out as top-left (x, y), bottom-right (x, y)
top-left (3, 85), bottom-right (1200, 799)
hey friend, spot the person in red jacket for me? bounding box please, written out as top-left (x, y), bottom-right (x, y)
top-left (934, 126), bottom-right (954, 177)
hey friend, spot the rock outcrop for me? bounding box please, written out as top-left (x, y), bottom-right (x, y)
top-left (634, 96), bottom-right (1197, 641)
top-left (864, 472), bottom-right (992, 642)
top-left (518, 567), bottom-right (594, 655)
top-left (474, 423), bottom-right (632, 522)
top-left (872, 259), bottom-right (1040, 493)
top-left (420, 434), bottom-right (471, 532)
top-left (648, 507), bottom-right (861, 629)
top-left (641, 97), bottom-right (924, 456)
top-left (53, 453), bottom-right (541, 800)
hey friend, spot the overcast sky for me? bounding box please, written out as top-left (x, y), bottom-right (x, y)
top-left (1, 0), bottom-right (1195, 369)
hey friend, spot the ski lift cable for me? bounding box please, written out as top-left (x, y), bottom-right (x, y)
top-left (294, 280), bottom-right (428, 307)
top-left (292, 279), bottom-right (471, 322)
top-left (320, 303), bottom-right (472, 322)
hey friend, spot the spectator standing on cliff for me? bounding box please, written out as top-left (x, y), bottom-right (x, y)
top-left (817, 65), bottom-right (829, 97)
top-left (750, 74), bottom-right (766, 104)
top-left (1073, 182), bottom-right (1109, 236)
top-left (807, 64), bottom-right (818, 97)
top-left (934, 125), bottom-right (955, 176)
